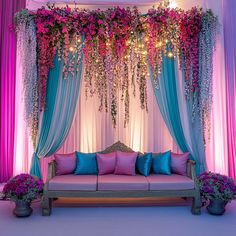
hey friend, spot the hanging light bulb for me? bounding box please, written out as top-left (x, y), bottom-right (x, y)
top-left (142, 50), bottom-right (147, 55)
top-left (69, 46), bottom-right (74, 52)
top-left (126, 39), bottom-right (131, 46)
top-left (156, 41), bottom-right (163, 48)
top-left (167, 51), bottom-right (174, 58)
top-left (144, 36), bottom-right (149, 42)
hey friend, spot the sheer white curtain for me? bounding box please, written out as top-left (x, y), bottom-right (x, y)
top-left (58, 70), bottom-right (177, 154)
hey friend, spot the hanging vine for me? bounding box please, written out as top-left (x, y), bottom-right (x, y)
top-left (15, 2), bottom-right (219, 143)
top-left (15, 10), bottom-right (39, 147)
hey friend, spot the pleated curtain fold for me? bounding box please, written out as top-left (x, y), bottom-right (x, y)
top-left (150, 57), bottom-right (206, 174)
top-left (30, 55), bottom-right (83, 178)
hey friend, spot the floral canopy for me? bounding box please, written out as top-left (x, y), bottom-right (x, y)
top-left (15, 0), bottom-right (218, 146)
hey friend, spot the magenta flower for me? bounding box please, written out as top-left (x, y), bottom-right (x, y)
top-left (197, 172), bottom-right (236, 205)
top-left (3, 174), bottom-right (44, 203)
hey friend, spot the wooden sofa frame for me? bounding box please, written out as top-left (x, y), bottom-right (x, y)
top-left (42, 142), bottom-right (201, 216)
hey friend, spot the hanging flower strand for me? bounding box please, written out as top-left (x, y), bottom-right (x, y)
top-left (15, 10), bottom-right (39, 147)
top-left (15, 3), bottom-right (219, 141)
top-left (199, 10), bottom-right (219, 139)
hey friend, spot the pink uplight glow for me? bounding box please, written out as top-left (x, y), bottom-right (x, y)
top-left (14, 54), bottom-right (34, 175)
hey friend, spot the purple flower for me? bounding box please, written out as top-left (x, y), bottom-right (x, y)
top-left (3, 174), bottom-right (44, 202)
top-left (197, 171), bottom-right (236, 203)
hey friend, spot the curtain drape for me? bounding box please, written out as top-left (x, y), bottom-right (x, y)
top-left (150, 56), bottom-right (206, 174)
top-left (0, 0), bottom-right (26, 183)
top-left (57, 56), bottom-right (178, 155)
top-left (30, 54), bottom-right (84, 178)
top-left (150, 57), bottom-right (189, 153)
top-left (176, 68), bottom-right (207, 174)
top-left (223, 0), bottom-right (236, 180)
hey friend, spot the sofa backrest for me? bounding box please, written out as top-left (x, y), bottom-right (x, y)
top-left (100, 141), bottom-right (134, 154)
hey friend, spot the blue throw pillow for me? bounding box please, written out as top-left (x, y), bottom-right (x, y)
top-left (152, 151), bottom-right (171, 175)
top-left (136, 153), bottom-right (152, 176)
top-left (74, 152), bottom-right (98, 175)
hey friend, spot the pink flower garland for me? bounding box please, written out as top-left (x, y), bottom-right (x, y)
top-left (21, 5), bottom-right (212, 128)
top-left (179, 7), bottom-right (202, 93)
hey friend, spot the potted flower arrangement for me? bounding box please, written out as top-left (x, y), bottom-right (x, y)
top-left (3, 173), bottom-right (44, 217)
top-left (197, 172), bottom-right (236, 215)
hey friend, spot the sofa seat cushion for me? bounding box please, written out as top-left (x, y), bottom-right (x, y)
top-left (147, 174), bottom-right (194, 190)
top-left (48, 175), bottom-right (97, 191)
top-left (98, 174), bottom-right (149, 191)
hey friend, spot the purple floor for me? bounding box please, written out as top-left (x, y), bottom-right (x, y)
top-left (0, 198), bottom-right (236, 236)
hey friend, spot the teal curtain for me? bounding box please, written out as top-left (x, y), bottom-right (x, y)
top-left (150, 56), bottom-right (206, 174)
top-left (30, 54), bottom-right (83, 178)
top-left (176, 64), bottom-right (207, 174)
top-left (150, 57), bottom-right (189, 152)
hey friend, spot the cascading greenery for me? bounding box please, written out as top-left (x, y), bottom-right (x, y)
top-left (198, 10), bottom-right (219, 139)
top-left (15, 10), bottom-right (39, 147)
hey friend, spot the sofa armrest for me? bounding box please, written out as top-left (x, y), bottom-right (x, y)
top-left (44, 161), bottom-right (56, 192)
top-left (187, 159), bottom-right (200, 189)
top-left (48, 160), bottom-right (56, 181)
top-left (187, 160), bottom-right (197, 181)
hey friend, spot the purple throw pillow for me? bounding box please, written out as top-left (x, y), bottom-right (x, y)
top-left (171, 152), bottom-right (190, 175)
top-left (54, 152), bottom-right (76, 175)
top-left (114, 151), bottom-right (138, 176)
top-left (96, 152), bottom-right (116, 175)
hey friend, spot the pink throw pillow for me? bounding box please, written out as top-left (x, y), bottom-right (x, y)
top-left (96, 152), bottom-right (116, 175)
top-left (54, 152), bottom-right (76, 175)
top-left (171, 152), bottom-right (190, 175)
top-left (114, 151), bottom-right (138, 176)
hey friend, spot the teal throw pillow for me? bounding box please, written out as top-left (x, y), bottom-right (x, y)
top-left (136, 153), bottom-right (152, 176)
top-left (74, 152), bottom-right (98, 175)
top-left (152, 151), bottom-right (171, 175)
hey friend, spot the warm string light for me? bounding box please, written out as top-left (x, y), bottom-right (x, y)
top-left (144, 36), bottom-right (149, 42)
top-left (156, 41), bottom-right (163, 48)
top-left (69, 46), bottom-right (74, 52)
top-left (169, 0), bottom-right (177, 9)
top-left (167, 51), bottom-right (174, 58)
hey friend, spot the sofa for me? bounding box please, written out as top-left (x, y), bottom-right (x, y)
top-left (42, 141), bottom-right (201, 216)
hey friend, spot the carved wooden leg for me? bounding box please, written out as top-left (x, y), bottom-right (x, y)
top-left (42, 196), bottom-right (52, 216)
top-left (191, 195), bottom-right (201, 215)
